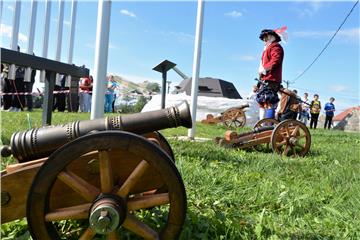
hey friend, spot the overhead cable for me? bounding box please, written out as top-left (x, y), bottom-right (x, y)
top-left (293, 0), bottom-right (359, 82)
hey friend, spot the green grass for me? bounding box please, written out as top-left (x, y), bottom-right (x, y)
top-left (1, 110), bottom-right (360, 239)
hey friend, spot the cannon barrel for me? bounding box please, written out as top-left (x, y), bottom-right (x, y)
top-left (2, 101), bottom-right (192, 163)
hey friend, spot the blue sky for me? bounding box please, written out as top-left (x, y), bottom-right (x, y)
top-left (1, 1), bottom-right (359, 113)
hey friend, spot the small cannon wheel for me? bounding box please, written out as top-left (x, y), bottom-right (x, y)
top-left (27, 131), bottom-right (186, 240)
top-left (253, 118), bottom-right (279, 129)
top-left (222, 108), bottom-right (246, 129)
top-left (271, 120), bottom-right (311, 157)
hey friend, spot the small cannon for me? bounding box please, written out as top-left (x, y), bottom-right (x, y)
top-left (1, 101), bottom-right (192, 239)
top-left (215, 118), bottom-right (311, 157)
top-left (201, 103), bottom-right (249, 129)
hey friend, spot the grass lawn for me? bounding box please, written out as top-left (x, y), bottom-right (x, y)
top-left (1, 110), bottom-right (359, 239)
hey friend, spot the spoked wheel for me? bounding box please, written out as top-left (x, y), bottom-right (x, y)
top-left (271, 119), bottom-right (311, 157)
top-left (27, 131), bottom-right (186, 240)
top-left (222, 108), bottom-right (246, 129)
top-left (253, 118), bottom-right (279, 129)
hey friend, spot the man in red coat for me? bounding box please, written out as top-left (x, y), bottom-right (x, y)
top-left (256, 28), bottom-right (285, 120)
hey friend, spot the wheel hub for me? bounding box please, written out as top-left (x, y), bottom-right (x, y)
top-left (289, 137), bottom-right (298, 145)
top-left (89, 195), bottom-right (127, 235)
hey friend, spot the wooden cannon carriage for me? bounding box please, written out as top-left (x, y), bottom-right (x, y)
top-left (201, 103), bottom-right (249, 129)
top-left (1, 102), bottom-right (192, 240)
top-left (215, 118), bottom-right (311, 157)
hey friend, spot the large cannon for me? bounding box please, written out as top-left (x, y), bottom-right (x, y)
top-left (1, 101), bottom-right (192, 240)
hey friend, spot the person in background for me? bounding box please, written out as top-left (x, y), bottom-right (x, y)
top-left (309, 94), bottom-right (321, 129)
top-left (53, 74), bottom-right (67, 112)
top-left (24, 66), bottom-right (36, 112)
top-left (1, 63), bottom-right (11, 110)
top-left (299, 92), bottom-right (310, 125)
top-left (7, 46), bottom-right (25, 112)
top-left (292, 89), bottom-right (299, 120)
top-left (256, 27), bottom-right (286, 120)
top-left (104, 75), bottom-right (116, 113)
top-left (324, 97), bottom-right (335, 129)
top-left (79, 76), bottom-right (92, 112)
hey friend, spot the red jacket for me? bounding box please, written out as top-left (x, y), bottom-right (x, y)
top-left (260, 42), bottom-right (284, 82)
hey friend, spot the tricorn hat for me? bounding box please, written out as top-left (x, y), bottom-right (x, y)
top-left (259, 29), bottom-right (281, 42)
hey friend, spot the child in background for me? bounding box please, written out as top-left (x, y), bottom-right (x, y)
top-left (310, 94), bottom-right (321, 129)
top-left (299, 92), bottom-right (310, 125)
top-left (324, 97), bottom-right (335, 129)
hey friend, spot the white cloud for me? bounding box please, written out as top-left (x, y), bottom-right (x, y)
top-left (7, 5), bottom-right (14, 11)
top-left (64, 20), bottom-right (71, 26)
top-left (239, 55), bottom-right (256, 61)
top-left (109, 43), bottom-right (119, 50)
top-left (294, 1), bottom-right (326, 18)
top-left (292, 28), bottom-right (360, 41)
top-left (0, 23), bottom-right (28, 43)
top-left (161, 31), bottom-right (194, 44)
top-left (229, 54), bottom-right (256, 62)
top-left (329, 84), bottom-right (349, 93)
top-left (120, 9), bottom-right (136, 18)
top-left (225, 10), bottom-right (242, 18)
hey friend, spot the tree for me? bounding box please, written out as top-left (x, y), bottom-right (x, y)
top-left (146, 82), bottom-right (160, 93)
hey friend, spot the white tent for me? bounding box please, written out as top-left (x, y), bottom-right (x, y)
top-left (141, 93), bottom-right (260, 127)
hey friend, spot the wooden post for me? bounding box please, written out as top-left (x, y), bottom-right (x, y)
top-left (42, 71), bottom-right (55, 126)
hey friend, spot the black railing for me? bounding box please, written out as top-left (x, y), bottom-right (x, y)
top-left (1, 47), bottom-right (89, 125)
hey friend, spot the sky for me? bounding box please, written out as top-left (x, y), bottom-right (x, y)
top-left (1, 0), bottom-right (359, 113)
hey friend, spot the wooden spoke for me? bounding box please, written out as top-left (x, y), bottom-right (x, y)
top-left (117, 160), bottom-right (150, 197)
top-left (123, 213), bottom-right (159, 240)
top-left (291, 146), bottom-right (297, 157)
top-left (291, 126), bottom-right (300, 136)
top-left (285, 126), bottom-right (291, 137)
top-left (296, 142), bottom-right (305, 150)
top-left (276, 140), bottom-right (287, 148)
top-left (79, 227), bottom-right (96, 240)
top-left (283, 145), bottom-right (290, 156)
top-left (107, 230), bottom-right (120, 240)
top-left (45, 203), bottom-right (91, 222)
top-left (58, 170), bottom-right (100, 202)
top-left (128, 193), bottom-right (170, 211)
top-left (99, 150), bottom-right (114, 193)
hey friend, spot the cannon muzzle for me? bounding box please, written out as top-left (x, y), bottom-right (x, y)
top-left (2, 101), bottom-right (192, 162)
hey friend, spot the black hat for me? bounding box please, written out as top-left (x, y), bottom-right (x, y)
top-left (259, 29), bottom-right (281, 42)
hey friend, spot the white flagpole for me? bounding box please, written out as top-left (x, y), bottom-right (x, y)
top-left (9, 0), bottom-right (21, 80)
top-left (188, 0), bottom-right (204, 139)
top-left (67, 0), bottom-right (77, 65)
top-left (24, 0), bottom-right (38, 83)
top-left (90, 0), bottom-right (112, 120)
top-left (40, 0), bottom-right (51, 83)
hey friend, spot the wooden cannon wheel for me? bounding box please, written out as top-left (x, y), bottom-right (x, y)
top-left (253, 118), bottom-right (279, 129)
top-left (222, 108), bottom-right (246, 129)
top-left (26, 131), bottom-right (186, 240)
top-left (270, 119), bottom-right (311, 157)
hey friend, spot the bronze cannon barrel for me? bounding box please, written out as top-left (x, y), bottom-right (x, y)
top-left (2, 101), bottom-right (192, 163)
